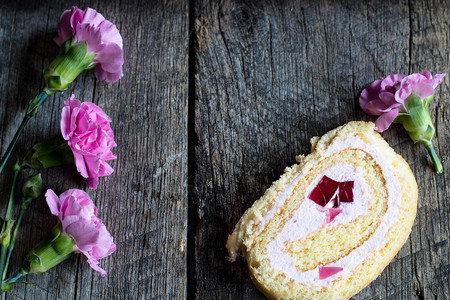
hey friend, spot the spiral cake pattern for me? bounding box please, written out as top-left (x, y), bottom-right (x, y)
top-left (227, 121), bottom-right (417, 299)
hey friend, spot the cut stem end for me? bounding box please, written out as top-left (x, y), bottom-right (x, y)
top-left (425, 144), bottom-right (443, 174)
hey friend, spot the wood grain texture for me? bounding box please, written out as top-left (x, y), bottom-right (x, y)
top-left (0, 0), bottom-right (448, 299)
top-left (192, 0), bottom-right (448, 299)
top-left (0, 0), bottom-right (188, 299)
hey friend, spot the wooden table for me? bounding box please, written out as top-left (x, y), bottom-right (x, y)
top-left (0, 0), bottom-right (448, 299)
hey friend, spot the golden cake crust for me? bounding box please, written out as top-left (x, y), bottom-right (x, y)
top-left (226, 121), bottom-right (418, 299)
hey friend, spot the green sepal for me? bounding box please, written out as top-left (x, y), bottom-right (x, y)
top-left (394, 92), bottom-right (443, 173)
top-left (44, 40), bottom-right (97, 93)
top-left (394, 93), bottom-right (435, 145)
top-left (423, 94), bottom-right (434, 108)
top-left (21, 222), bottom-right (75, 275)
top-left (85, 63), bottom-right (97, 70)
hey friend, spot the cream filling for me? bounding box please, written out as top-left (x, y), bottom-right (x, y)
top-left (265, 138), bottom-right (401, 286)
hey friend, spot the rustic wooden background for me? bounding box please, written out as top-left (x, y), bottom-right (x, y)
top-left (0, 0), bottom-right (448, 299)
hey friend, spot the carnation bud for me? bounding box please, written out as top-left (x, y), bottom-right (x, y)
top-left (44, 40), bottom-right (96, 93)
top-left (0, 220), bottom-right (14, 248)
top-left (22, 173), bottom-right (42, 200)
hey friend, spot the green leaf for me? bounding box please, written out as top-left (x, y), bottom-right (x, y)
top-left (25, 135), bottom-right (74, 169)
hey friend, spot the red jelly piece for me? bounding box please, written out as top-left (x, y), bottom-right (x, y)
top-left (308, 176), bottom-right (340, 207)
top-left (338, 181), bottom-right (354, 203)
top-left (331, 194), bottom-right (340, 208)
top-left (325, 208), bottom-right (342, 223)
top-left (309, 176), bottom-right (354, 207)
top-left (318, 266), bottom-right (343, 279)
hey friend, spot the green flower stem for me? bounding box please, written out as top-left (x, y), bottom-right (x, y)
top-left (0, 172), bottom-right (41, 288)
top-left (0, 116), bottom-right (30, 175)
top-left (2, 196), bottom-right (32, 280)
top-left (0, 91), bottom-right (49, 175)
top-left (1, 269), bottom-right (27, 292)
top-left (425, 143), bottom-right (443, 174)
top-left (3, 167), bottom-right (21, 224)
top-left (0, 166), bottom-right (21, 286)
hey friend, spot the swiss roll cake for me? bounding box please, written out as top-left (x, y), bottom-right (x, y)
top-left (226, 121), bottom-right (418, 299)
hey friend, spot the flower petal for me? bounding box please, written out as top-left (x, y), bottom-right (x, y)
top-left (71, 147), bottom-right (89, 178)
top-left (93, 65), bottom-right (123, 82)
top-left (58, 189), bottom-right (97, 219)
top-left (85, 255), bottom-right (107, 277)
top-left (66, 221), bottom-right (100, 251)
top-left (395, 81), bottom-right (413, 103)
top-left (69, 189), bottom-right (97, 215)
top-left (412, 81), bottom-right (435, 99)
top-left (90, 223), bottom-right (116, 258)
top-left (54, 9), bottom-right (75, 46)
top-left (380, 74), bottom-right (405, 91)
top-left (61, 108), bottom-right (72, 140)
top-left (98, 161), bottom-right (114, 177)
top-left (97, 20), bottom-right (123, 48)
top-left (93, 43), bottom-right (123, 73)
top-left (83, 102), bottom-right (112, 122)
top-left (375, 102), bottom-right (401, 113)
top-left (74, 23), bottom-right (103, 53)
top-left (61, 215), bottom-right (82, 231)
top-left (359, 79), bottom-right (382, 114)
top-left (45, 189), bottom-right (61, 216)
top-left (431, 73), bottom-right (446, 88)
top-left (66, 218), bottom-right (115, 276)
top-left (61, 94), bottom-right (82, 139)
top-left (374, 109), bottom-right (399, 132)
top-left (85, 154), bottom-right (101, 178)
top-left (86, 177), bottom-right (99, 189)
top-left (70, 7), bottom-right (84, 35)
top-left (378, 92), bottom-right (396, 106)
top-left (362, 99), bottom-right (386, 115)
top-left (81, 8), bottom-right (106, 28)
top-left (419, 70), bottom-right (432, 80)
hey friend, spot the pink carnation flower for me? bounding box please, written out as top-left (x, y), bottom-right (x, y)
top-left (54, 7), bottom-right (124, 82)
top-left (61, 95), bottom-right (117, 189)
top-left (360, 71), bottom-right (445, 132)
top-left (45, 189), bottom-right (116, 276)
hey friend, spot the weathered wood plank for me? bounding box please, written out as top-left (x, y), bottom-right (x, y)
top-left (1, 0), bottom-right (447, 299)
top-left (0, 0), bottom-right (188, 299)
top-left (193, 0), bottom-right (448, 299)
top-left (405, 0), bottom-right (449, 299)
